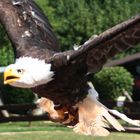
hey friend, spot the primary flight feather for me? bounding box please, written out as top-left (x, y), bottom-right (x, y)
top-left (0, 0), bottom-right (140, 136)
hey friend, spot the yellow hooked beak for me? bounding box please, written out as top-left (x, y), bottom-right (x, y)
top-left (4, 67), bottom-right (21, 85)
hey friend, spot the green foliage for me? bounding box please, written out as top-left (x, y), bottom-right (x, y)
top-left (0, 25), bottom-right (14, 66)
top-left (36, 0), bottom-right (140, 52)
top-left (93, 67), bottom-right (134, 100)
top-left (2, 85), bottom-right (35, 104)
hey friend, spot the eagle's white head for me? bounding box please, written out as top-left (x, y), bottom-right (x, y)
top-left (4, 57), bottom-right (54, 88)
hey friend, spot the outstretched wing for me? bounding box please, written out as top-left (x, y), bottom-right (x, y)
top-left (51, 14), bottom-right (140, 73)
top-left (0, 0), bottom-right (59, 59)
top-left (71, 14), bottom-right (140, 73)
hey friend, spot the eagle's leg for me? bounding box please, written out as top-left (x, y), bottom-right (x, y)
top-left (61, 106), bottom-right (78, 126)
top-left (37, 97), bottom-right (78, 124)
top-left (37, 97), bottom-right (65, 121)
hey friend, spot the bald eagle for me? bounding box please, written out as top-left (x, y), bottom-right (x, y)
top-left (1, 0), bottom-right (140, 136)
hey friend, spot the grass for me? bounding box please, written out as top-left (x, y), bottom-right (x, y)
top-left (0, 121), bottom-right (69, 132)
top-left (0, 121), bottom-right (139, 140)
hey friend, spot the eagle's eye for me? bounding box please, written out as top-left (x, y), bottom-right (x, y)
top-left (17, 69), bottom-right (24, 74)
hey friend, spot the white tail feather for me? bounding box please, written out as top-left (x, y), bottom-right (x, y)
top-left (74, 92), bottom-right (124, 136)
top-left (109, 109), bottom-right (140, 127)
top-left (102, 108), bottom-right (125, 131)
top-left (73, 82), bottom-right (140, 136)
